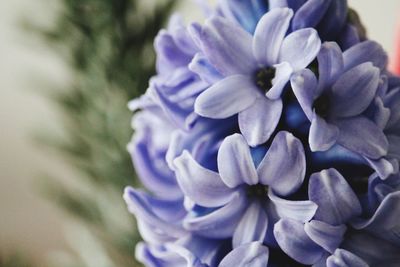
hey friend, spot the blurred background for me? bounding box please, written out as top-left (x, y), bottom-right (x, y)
top-left (0, 0), bottom-right (399, 266)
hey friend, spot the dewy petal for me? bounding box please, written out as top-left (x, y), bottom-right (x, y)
top-left (194, 75), bottom-right (259, 119)
top-left (258, 131), bottom-right (306, 196)
top-left (274, 219), bottom-right (325, 265)
top-left (232, 201), bottom-right (268, 248)
top-left (279, 28), bottom-right (321, 71)
top-left (336, 116), bottom-right (388, 159)
top-left (309, 168), bottom-right (362, 225)
top-left (291, 69), bottom-right (318, 121)
top-left (217, 133), bottom-right (259, 187)
top-left (266, 61), bottom-right (293, 100)
top-left (219, 242), bottom-right (269, 267)
top-left (239, 97), bottom-right (283, 147)
top-left (343, 41), bottom-right (388, 72)
top-left (199, 16), bottom-right (255, 76)
top-left (184, 192), bottom-right (248, 238)
top-left (268, 189), bottom-right (318, 222)
top-left (304, 220), bottom-right (347, 254)
top-left (330, 62), bottom-right (380, 118)
top-left (351, 192), bottom-right (400, 246)
top-left (309, 113), bottom-right (339, 152)
top-left (326, 249), bottom-right (369, 267)
top-left (317, 42), bottom-right (344, 90)
top-left (174, 151), bottom-right (235, 207)
top-left (292, 0), bottom-right (332, 30)
top-left (252, 8), bottom-right (293, 66)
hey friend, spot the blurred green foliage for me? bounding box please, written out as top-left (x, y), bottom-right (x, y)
top-left (36, 0), bottom-right (176, 266)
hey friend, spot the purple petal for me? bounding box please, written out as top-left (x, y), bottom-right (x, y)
top-left (388, 134), bottom-right (400, 160)
top-left (292, 0), bottom-right (332, 30)
top-left (174, 151), bottom-right (235, 207)
top-left (274, 219), bottom-right (325, 265)
top-left (351, 192), bottom-right (400, 246)
top-left (330, 63), bottom-right (380, 118)
top-left (189, 53), bottom-right (223, 84)
top-left (291, 69), bottom-right (318, 120)
top-left (304, 220), bottom-right (347, 253)
top-left (364, 157), bottom-right (395, 180)
top-left (266, 61), bottom-right (293, 100)
top-left (336, 116), bottom-right (388, 159)
top-left (309, 168), bottom-right (362, 225)
top-left (279, 28), bottom-right (321, 71)
top-left (309, 113), bottom-right (339, 152)
top-left (219, 242), bottom-right (269, 267)
top-left (199, 16), bottom-right (255, 76)
top-left (253, 8), bottom-right (293, 65)
top-left (268, 189), bottom-right (318, 222)
top-left (217, 134), bottom-right (258, 187)
top-left (317, 42), bottom-right (344, 90)
top-left (238, 97), bottom-right (283, 147)
top-left (343, 41), bottom-right (388, 72)
top-left (269, 0), bottom-right (306, 11)
top-left (123, 187), bottom-right (186, 238)
top-left (194, 75), bottom-right (259, 119)
top-left (341, 231), bottom-right (400, 266)
top-left (232, 201), bottom-right (269, 248)
top-left (183, 192), bottom-right (248, 238)
top-left (326, 249), bottom-right (369, 267)
top-left (257, 131), bottom-right (306, 196)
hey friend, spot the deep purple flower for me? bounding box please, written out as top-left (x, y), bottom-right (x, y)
top-left (193, 8), bottom-right (321, 146)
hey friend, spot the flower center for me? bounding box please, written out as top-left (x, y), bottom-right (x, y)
top-left (254, 67), bottom-right (276, 93)
top-left (247, 184), bottom-right (268, 198)
top-left (313, 93), bottom-right (330, 118)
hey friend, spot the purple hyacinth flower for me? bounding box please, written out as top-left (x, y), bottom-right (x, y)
top-left (192, 8), bottom-right (321, 146)
top-left (291, 41), bottom-right (388, 159)
top-left (274, 168), bottom-right (400, 266)
top-left (173, 132), bottom-right (317, 248)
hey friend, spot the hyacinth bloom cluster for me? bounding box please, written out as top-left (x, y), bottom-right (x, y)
top-left (124, 1), bottom-right (400, 266)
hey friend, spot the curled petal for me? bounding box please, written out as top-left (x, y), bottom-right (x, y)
top-left (330, 63), bottom-right (380, 118)
top-left (268, 189), bottom-right (317, 222)
top-left (239, 97), bottom-right (283, 147)
top-left (309, 168), bottom-right (362, 225)
top-left (218, 133), bottom-right (258, 187)
top-left (343, 41), bottom-right (388, 72)
top-left (266, 61), bottom-right (293, 100)
top-left (279, 28), bottom-right (321, 71)
top-left (274, 219), bottom-right (325, 265)
top-left (291, 69), bottom-right (318, 121)
top-left (292, 0), bottom-right (332, 30)
top-left (305, 220), bottom-right (347, 253)
top-left (174, 151), bottom-right (235, 207)
top-left (326, 249), bottom-right (369, 267)
top-left (219, 242), bottom-right (269, 267)
top-left (253, 8), bottom-right (293, 65)
top-left (309, 113), bottom-right (339, 152)
top-left (232, 201), bottom-right (268, 248)
top-left (317, 42), bottom-right (344, 90)
top-left (351, 192), bottom-right (400, 246)
top-left (336, 116), bottom-right (388, 159)
top-left (199, 16), bottom-right (255, 75)
top-left (184, 192), bottom-right (248, 239)
top-left (123, 187), bottom-right (186, 238)
top-left (258, 131), bottom-right (306, 196)
top-left (195, 75), bottom-right (259, 119)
